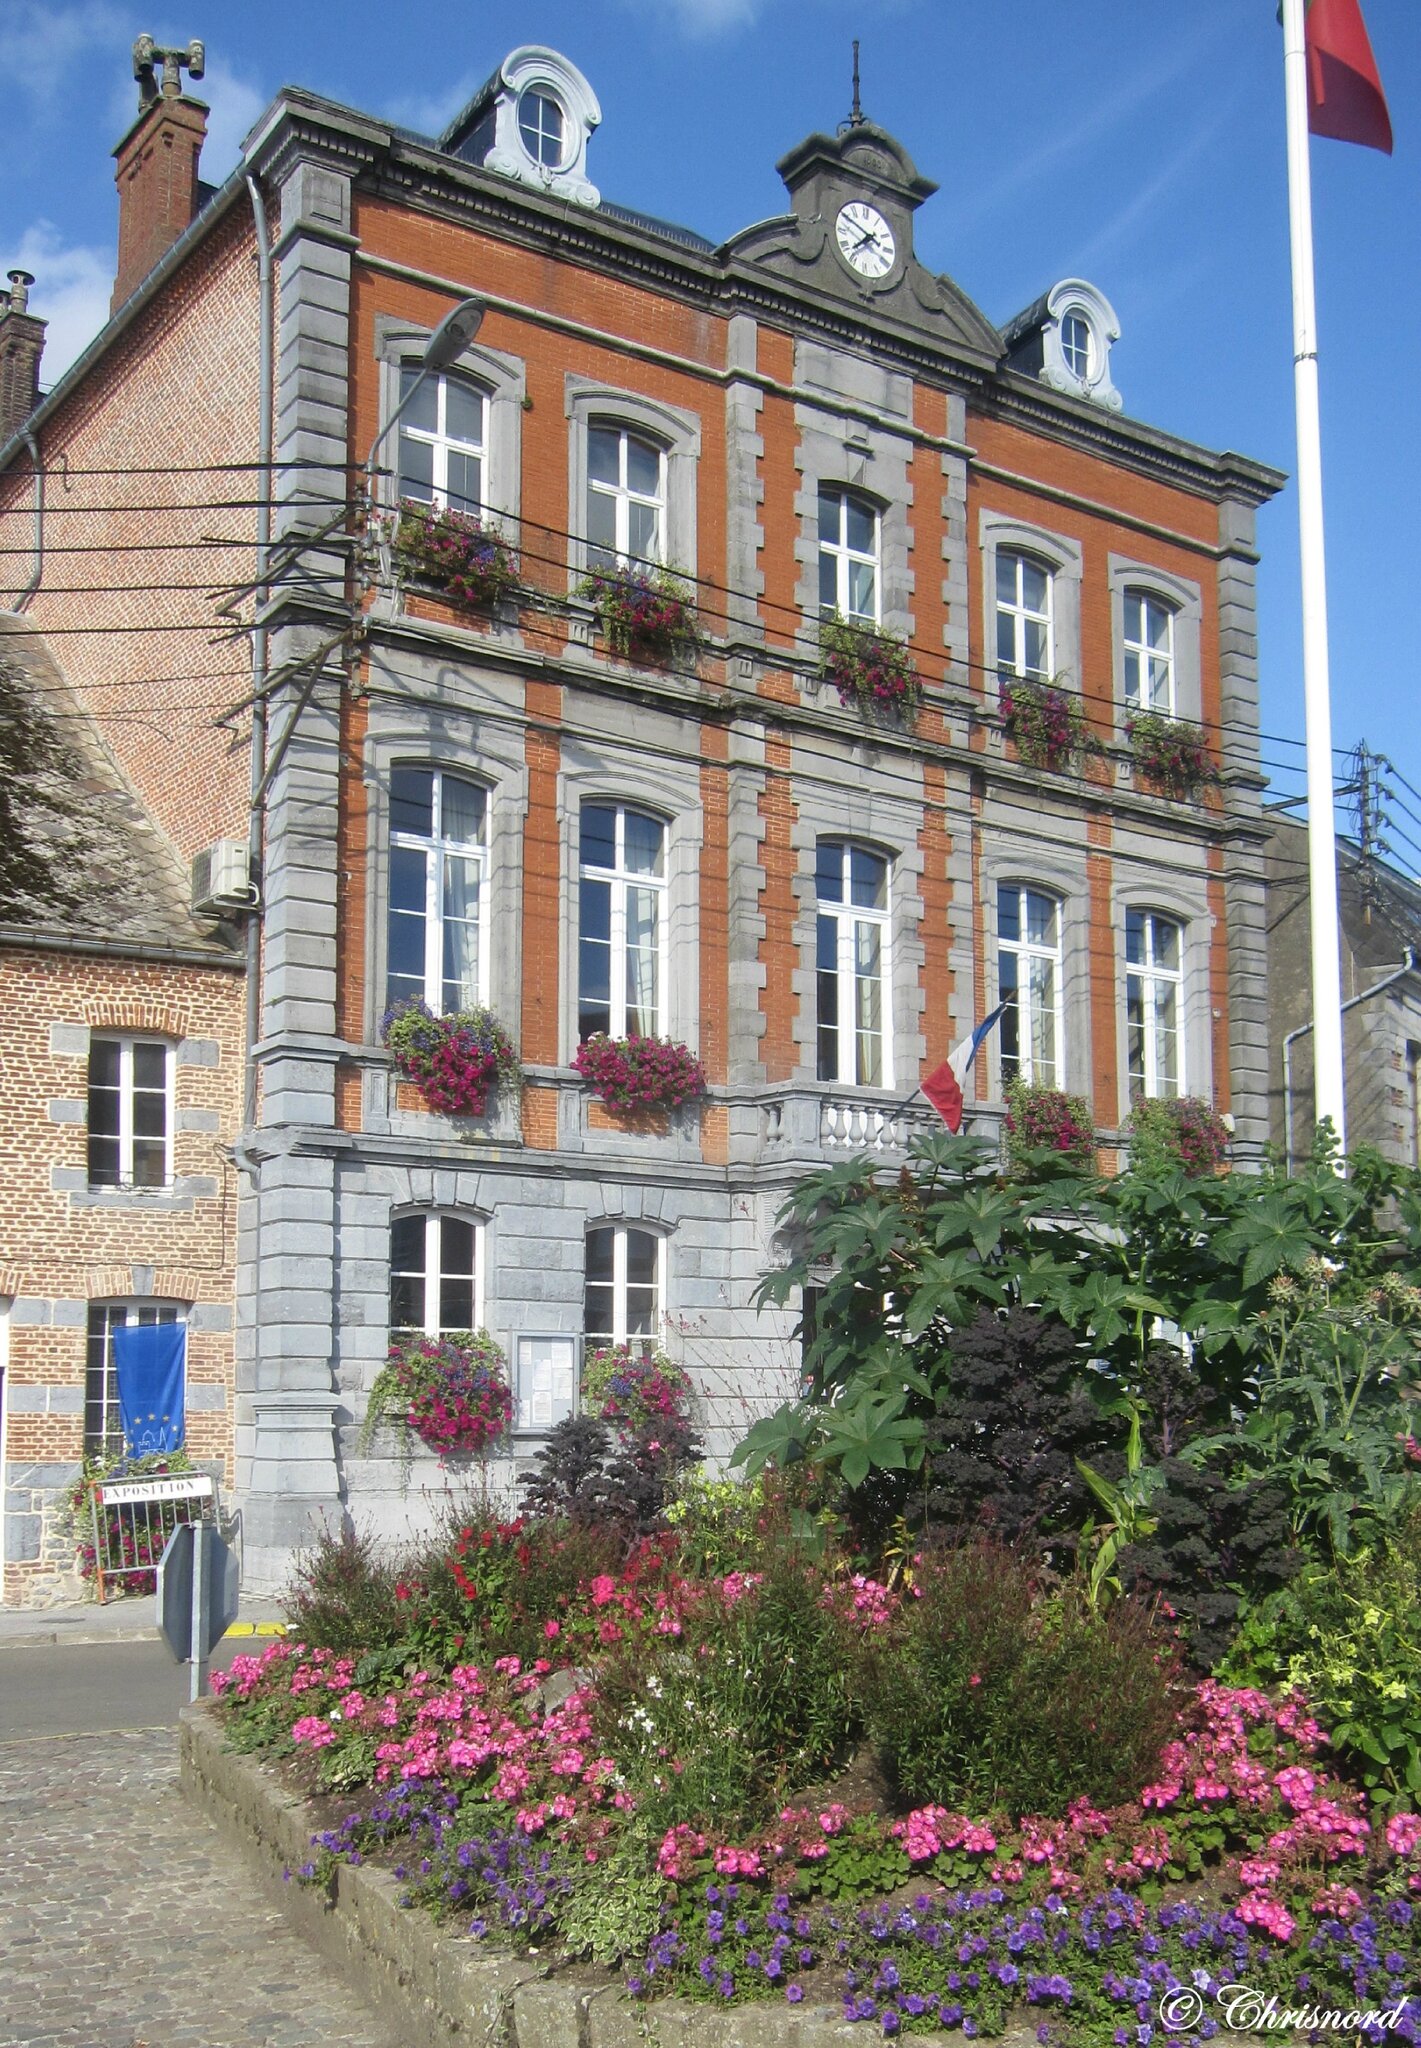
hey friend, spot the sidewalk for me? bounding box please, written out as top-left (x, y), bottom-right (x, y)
top-left (0, 1595), bottom-right (288, 1648)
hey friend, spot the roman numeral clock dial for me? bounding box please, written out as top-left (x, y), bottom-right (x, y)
top-left (835, 200), bottom-right (896, 280)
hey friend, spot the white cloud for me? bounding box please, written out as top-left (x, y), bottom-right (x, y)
top-left (196, 56), bottom-right (270, 180)
top-left (9, 223), bottom-right (113, 386)
top-left (621, 0), bottom-right (761, 35)
top-left (0, 1), bottom-right (126, 106)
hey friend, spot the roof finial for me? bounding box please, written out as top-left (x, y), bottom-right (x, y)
top-left (849, 38), bottom-right (864, 126)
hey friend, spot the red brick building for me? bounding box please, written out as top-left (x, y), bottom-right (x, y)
top-left (0, 41), bottom-right (1282, 1591)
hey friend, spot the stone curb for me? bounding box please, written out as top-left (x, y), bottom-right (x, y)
top-left (2, 1619), bottom-right (288, 1650)
top-left (179, 1702), bottom-right (1003, 2048)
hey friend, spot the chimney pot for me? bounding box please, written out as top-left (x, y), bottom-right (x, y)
top-left (6, 271), bottom-right (34, 313)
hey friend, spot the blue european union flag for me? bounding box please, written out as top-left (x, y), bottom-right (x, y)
top-left (114, 1323), bottom-right (187, 1454)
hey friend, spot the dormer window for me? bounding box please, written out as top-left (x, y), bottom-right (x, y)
top-left (1060, 312), bottom-right (1092, 382)
top-left (1002, 278), bottom-right (1123, 412)
top-left (518, 89), bottom-right (565, 168)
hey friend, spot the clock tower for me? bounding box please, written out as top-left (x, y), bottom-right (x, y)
top-left (726, 111), bottom-right (1000, 365)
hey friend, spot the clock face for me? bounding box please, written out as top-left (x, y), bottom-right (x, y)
top-left (835, 201), bottom-right (896, 280)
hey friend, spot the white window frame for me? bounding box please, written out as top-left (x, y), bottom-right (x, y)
top-left (995, 549), bottom-right (1055, 683)
top-left (386, 768), bottom-right (489, 1015)
top-left (577, 802), bottom-right (669, 1041)
top-left (1122, 589), bottom-right (1177, 715)
top-left (816, 840), bottom-right (894, 1090)
top-left (397, 369), bottom-right (488, 515)
top-left (818, 485), bottom-right (881, 625)
top-left (84, 1299), bottom-right (187, 1455)
top-left (388, 1211), bottom-right (485, 1339)
top-left (997, 885), bottom-right (1065, 1089)
top-left (87, 1036), bottom-right (174, 1191)
top-left (517, 88), bottom-right (567, 169)
top-left (1125, 910), bottom-right (1185, 1101)
top-left (584, 1225), bottom-right (667, 1353)
top-left (586, 423), bottom-right (667, 569)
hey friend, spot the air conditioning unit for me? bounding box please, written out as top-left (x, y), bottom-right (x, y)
top-left (191, 838), bottom-right (257, 916)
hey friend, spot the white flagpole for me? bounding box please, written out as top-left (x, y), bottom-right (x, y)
top-left (1281, 0), bottom-right (1348, 1155)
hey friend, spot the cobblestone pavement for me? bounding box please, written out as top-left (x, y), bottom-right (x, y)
top-left (0, 1726), bottom-right (403, 2048)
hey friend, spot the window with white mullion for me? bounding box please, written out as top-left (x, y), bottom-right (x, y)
top-left (584, 1225), bottom-right (665, 1354)
top-left (1123, 592), bottom-right (1176, 714)
top-left (816, 840), bottom-right (892, 1089)
top-left (87, 1037), bottom-right (173, 1190)
top-left (995, 551), bottom-right (1054, 683)
top-left (386, 768), bottom-right (487, 1015)
top-left (389, 1212), bottom-right (481, 1338)
top-left (817, 487), bottom-right (880, 625)
top-left (586, 425), bottom-right (666, 569)
top-left (1125, 909), bottom-right (1184, 1101)
top-left (578, 803), bottom-right (667, 1041)
top-left (397, 369), bottom-right (487, 517)
top-left (84, 1300), bottom-right (185, 1453)
top-left (998, 886), bottom-right (1063, 1088)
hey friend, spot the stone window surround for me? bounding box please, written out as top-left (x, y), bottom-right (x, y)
top-left (373, 317), bottom-right (526, 528)
top-left (555, 744), bottom-right (703, 1069)
top-left (84, 1297), bottom-right (188, 1457)
top-left (86, 1032), bottom-right (176, 1194)
top-left (387, 1205), bottom-right (488, 1339)
top-left (793, 410), bottom-right (914, 654)
top-left (976, 838), bottom-right (1091, 1103)
top-left (1107, 555), bottom-right (1204, 731)
top-left (1109, 872), bottom-right (1214, 1122)
top-left (564, 375), bottom-right (701, 586)
top-left (361, 697), bottom-right (530, 1050)
top-left (979, 510), bottom-right (1084, 712)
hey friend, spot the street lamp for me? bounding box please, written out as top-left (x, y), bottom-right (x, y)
top-left (363, 294), bottom-right (486, 498)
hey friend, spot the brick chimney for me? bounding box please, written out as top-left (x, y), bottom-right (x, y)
top-left (112, 35), bottom-right (208, 313)
top-left (0, 271), bottom-right (46, 443)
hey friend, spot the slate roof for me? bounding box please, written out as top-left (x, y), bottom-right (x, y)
top-left (0, 616), bottom-right (242, 960)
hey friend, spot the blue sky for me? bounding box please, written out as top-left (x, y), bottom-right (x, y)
top-left (3, 1), bottom-right (1416, 851)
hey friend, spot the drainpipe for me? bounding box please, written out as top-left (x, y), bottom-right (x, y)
top-left (16, 428), bottom-right (43, 609)
top-left (243, 171), bottom-right (273, 1134)
top-left (1282, 949), bottom-right (1417, 1172)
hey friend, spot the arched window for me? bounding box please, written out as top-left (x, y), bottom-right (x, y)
top-left (1125, 910), bottom-right (1183, 1100)
top-left (386, 767), bottom-right (488, 1015)
top-left (995, 550), bottom-right (1054, 683)
top-left (396, 369), bottom-right (486, 516)
top-left (85, 1300), bottom-right (186, 1454)
top-left (578, 802), bottom-right (667, 1041)
top-left (816, 841), bottom-right (892, 1089)
top-left (518, 88), bottom-right (566, 168)
top-left (1060, 311), bottom-right (1093, 382)
top-left (997, 886), bottom-right (1064, 1088)
top-left (818, 486), bottom-right (880, 624)
top-left (1123, 591), bottom-right (1177, 715)
top-left (389, 1213), bottom-right (480, 1337)
top-left (585, 1224), bottom-right (664, 1352)
top-left (586, 424), bottom-right (665, 569)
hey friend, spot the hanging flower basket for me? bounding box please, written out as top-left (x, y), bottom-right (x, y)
top-left (359, 1330), bottom-right (512, 1465)
top-left (999, 677), bottom-right (1095, 774)
top-left (1004, 1077), bottom-right (1096, 1173)
top-left (581, 1344), bottom-right (693, 1440)
top-left (819, 615), bottom-right (921, 720)
top-left (1126, 1094), bottom-right (1231, 1176)
top-left (574, 1033), bottom-right (707, 1113)
top-left (392, 498), bottom-right (519, 612)
top-left (381, 999), bottom-right (520, 1119)
top-left (1126, 711), bottom-right (1217, 800)
top-left (577, 563), bottom-right (700, 666)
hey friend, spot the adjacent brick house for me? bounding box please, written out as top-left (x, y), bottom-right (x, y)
top-left (0, 42), bottom-right (1283, 1591)
top-left (0, 620), bottom-right (243, 1605)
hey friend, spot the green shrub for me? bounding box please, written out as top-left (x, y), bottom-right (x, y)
top-left (855, 1541), bottom-right (1177, 1817)
top-left (284, 1522), bottom-right (408, 1654)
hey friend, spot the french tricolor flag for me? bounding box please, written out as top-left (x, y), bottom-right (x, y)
top-left (920, 1003), bottom-right (1009, 1134)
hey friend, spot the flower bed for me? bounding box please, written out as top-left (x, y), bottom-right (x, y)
top-left (359, 1331), bottom-right (513, 1464)
top-left (999, 678), bottom-right (1094, 774)
top-left (1126, 712), bottom-right (1217, 801)
top-left (578, 564), bottom-right (700, 666)
top-left (382, 999), bottom-right (520, 1118)
top-left (819, 617), bottom-right (921, 721)
top-left (392, 498), bottom-right (519, 611)
top-left (62, 1447), bottom-right (199, 1593)
top-left (573, 1033), bottom-right (707, 1114)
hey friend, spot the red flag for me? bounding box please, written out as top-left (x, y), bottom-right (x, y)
top-left (1306, 0), bottom-right (1393, 154)
top-left (921, 1060), bottom-right (964, 1133)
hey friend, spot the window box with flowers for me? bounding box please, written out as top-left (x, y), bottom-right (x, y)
top-left (819, 615), bottom-right (921, 722)
top-left (1125, 711), bottom-right (1217, 801)
top-left (999, 677), bottom-right (1096, 775)
top-left (577, 564), bottom-right (700, 667)
top-left (1004, 1076), bottom-right (1096, 1174)
top-left (391, 498), bottom-right (520, 613)
top-left (1126, 1094), bottom-right (1231, 1176)
top-left (382, 999), bottom-right (521, 1120)
top-left (582, 1343), bottom-right (693, 1440)
top-left (359, 1331), bottom-right (513, 1475)
top-left (574, 1033), bottom-right (707, 1125)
